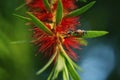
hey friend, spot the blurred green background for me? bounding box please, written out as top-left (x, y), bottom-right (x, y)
top-left (0, 0), bottom-right (120, 80)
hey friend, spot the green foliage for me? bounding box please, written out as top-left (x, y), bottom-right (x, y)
top-left (46, 44), bottom-right (82, 80)
top-left (0, 0), bottom-right (109, 80)
top-left (56, 0), bottom-right (63, 25)
top-left (63, 64), bottom-right (69, 80)
top-left (83, 31), bottom-right (109, 38)
top-left (36, 49), bottom-right (58, 75)
top-left (59, 45), bottom-right (81, 80)
top-left (0, 15), bottom-right (34, 80)
top-left (66, 62), bottom-right (80, 80)
top-left (13, 14), bottom-right (31, 21)
top-left (65, 1), bottom-right (96, 17)
top-left (15, 3), bottom-right (26, 11)
top-left (27, 12), bottom-right (53, 35)
top-left (43, 0), bottom-right (51, 11)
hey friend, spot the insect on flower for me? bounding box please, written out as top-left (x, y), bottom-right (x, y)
top-left (65, 29), bottom-right (86, 38)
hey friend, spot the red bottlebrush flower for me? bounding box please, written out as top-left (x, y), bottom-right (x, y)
top-left (62, 0), bottom-right (77, 10)
top-left (63, 37), bottom-right (80, 60)
top-left (32, 11), bottom-right (53, 22)
top-left (32, 27), bottom-right (57, 57)
top-left (26, 0), bottom-right (82, 60)
top-left (53, 0), bottom-right (77, 11)
top-left (26, 0), bottom-right (46, 10)
top-left (16, 0), bottom-right (107, 79)
top-left (26, 0), bottom-right (53, 22)
top-left (56, 17), bottom-right (80, 33)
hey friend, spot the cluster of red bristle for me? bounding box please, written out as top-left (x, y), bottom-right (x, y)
top-left (26, 0), bottom-right (81, 60)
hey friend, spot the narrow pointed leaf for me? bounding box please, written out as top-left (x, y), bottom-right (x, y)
top-left (65, 1), bottom-right (96, 17)
top-left (52, 53), bottom-right (65, 79)
top-left (59, 44), bottom-right (80, 80)
top-left (63, 64), bottom-right (69, 80)
top-left (36, 48), bottom-right (58, 75)
top-left (47, 70), bottom-right (54, 80)
top-left (59, 44), bottom-right (76, 68)
top-left (62, 48), bottom-right (83, 72)
top-left (15, 3), bottom-right (26, 11)
top-left (72, 61), bottom-right (83, 72)
top-left (63, 70), bottom-right (68, 80)
top-left (83, 31), bottom-right (109, 38)
top-left (56, 0), bottom-right (63, 25)
top-left (27, 12), bottom-right (53, 35)
top-left (64, 53), bottom-right (83, 72)
top-left (10, 40), bottom-right (30, 44)
top-left (13, 14), bottom-right (31, 21)
top-left (43, 0), bottom-right (51, 11)
top-left (56, 53), bottom-right (65, 71)
top-left (52, 69), bottom-right (59, 80)
top-left (47, 65), bottom-right (55, 80)
top-left (66, 62), bottom-right (80, 80)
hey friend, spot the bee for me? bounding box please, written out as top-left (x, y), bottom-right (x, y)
top-left (66, 29), bottom-right (86, 37)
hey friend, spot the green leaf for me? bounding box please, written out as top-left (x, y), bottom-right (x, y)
top-left (63, 70), bottom-right (68, 80)
top-left (59, 44), bottom-right (80, 80)
top-left (43, 0), bottom-right (51, 11)
top-left (47, 66), bottom-right (55, 80)
top-left (52, 69), bottom-right (59, 80)
top-left (83, 31), bottom-right (109, 38)
top-left (65, 1), bottom-right (96, 17)
top-left (52, 53), bottom-right (65, 80)
top-left (63, 51), bottom-right (83, 72)
top-left (56, 53), bottom-right (65, 71)
top-left (15, 3), bottom-right (26, 11)
top-left (61, 46), bottom-right (83, 72)
top-left (56, 0), bottom-right (63, 25)
top-left (27, 12), bottom-right (53, 35)
top-left (36, 47), bottom-right (58, 75)
top-left (13, 14), bottom-right (31, 21)
top-left (10, 40), bottom-right (31, 44)
top-left (63, 64), bottom-right (69, 80)
top-left (71, 61), bottom-right (83, 72)
top-left (66, 62), bottom-right (80, 80)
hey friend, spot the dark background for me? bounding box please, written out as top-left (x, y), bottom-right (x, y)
top-left (0, 0), bottom-right (120, 80)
